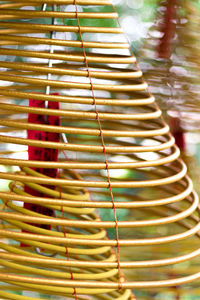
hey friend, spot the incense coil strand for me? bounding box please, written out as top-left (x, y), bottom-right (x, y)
top-left (0, 0), bottom-right (199, 298)
top-left (1, 169), bottom-right (131, 299)
top-left (0, 167), bottom-right (199, 290)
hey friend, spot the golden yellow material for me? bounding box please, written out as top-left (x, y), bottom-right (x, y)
top-left (0, 0), bottom-right (199, 299)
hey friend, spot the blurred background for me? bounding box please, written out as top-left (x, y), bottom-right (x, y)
top-left (115, 0), bottom-right (200, 299)
top-left (115, 0), bottom-right (200, 196)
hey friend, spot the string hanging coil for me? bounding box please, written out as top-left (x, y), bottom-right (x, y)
top-left (0, 0), bottom-right (199, 299)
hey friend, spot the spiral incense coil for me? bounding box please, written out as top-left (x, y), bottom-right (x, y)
top-left (0, 0), bottom-right (199, 299)
top-left (0, 167), bottom-right (133, 299)
top-left (139, 0), bottom-right (200, 116)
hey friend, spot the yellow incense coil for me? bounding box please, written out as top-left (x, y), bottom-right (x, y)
top-left (0, 0), bottom-right (199, 299)
top-left (0, 168), bottom-right (132, 299)
top-left (139, 0), bottom-right (200, 116)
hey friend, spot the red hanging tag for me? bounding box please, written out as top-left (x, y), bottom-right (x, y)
top-left (22, 94), bottom-right (60, 244)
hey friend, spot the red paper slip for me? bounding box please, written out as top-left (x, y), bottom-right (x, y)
top-left (23, 95), bottom-right (60, 234)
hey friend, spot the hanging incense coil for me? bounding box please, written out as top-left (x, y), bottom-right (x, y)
top-left (139, 0), bottom-right (200, 117)
top-left (139, 0), bottom-right (200, 194)
top-left (1, 167), bottom-right (133, 299)
top-left (0, 1), bottom-right (199, 299)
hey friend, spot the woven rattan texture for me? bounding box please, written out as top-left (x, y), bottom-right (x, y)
top-left (0, 1), bottom-right (199, 299)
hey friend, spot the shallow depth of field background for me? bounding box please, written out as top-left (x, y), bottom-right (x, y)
top-left (116, 1), bottom-right (200, 299)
